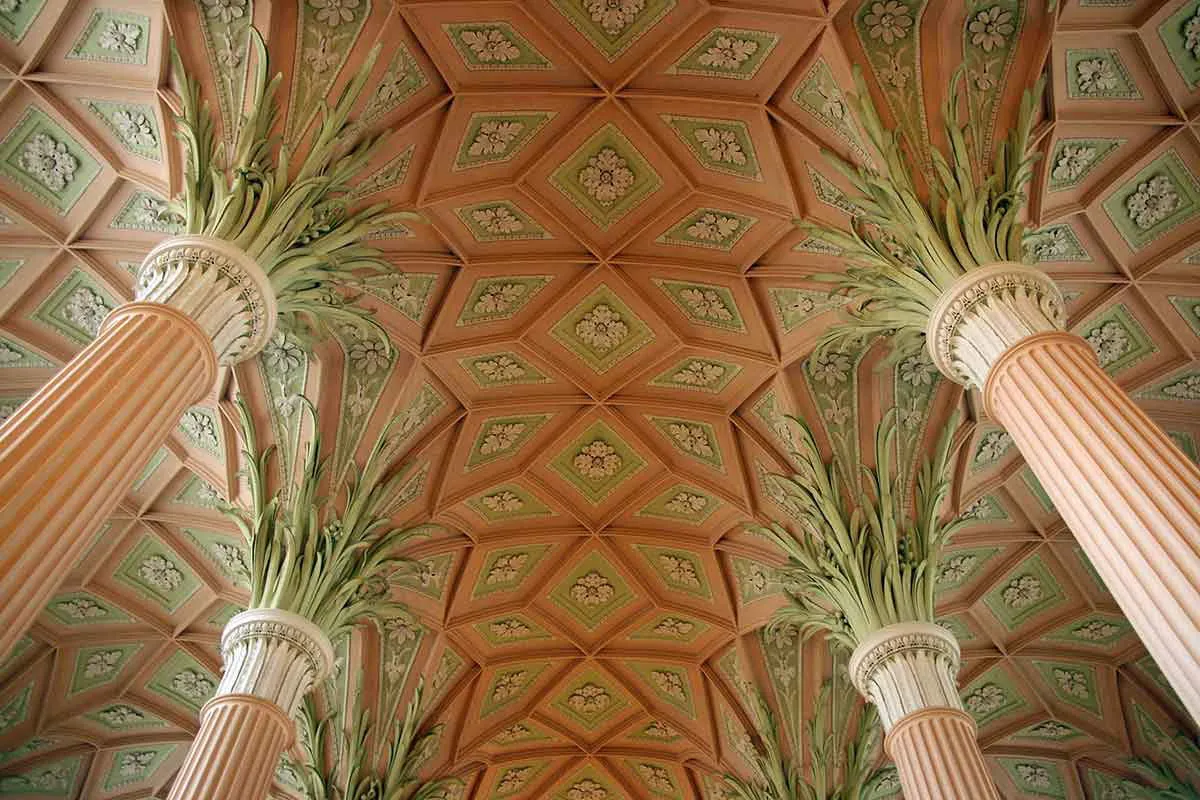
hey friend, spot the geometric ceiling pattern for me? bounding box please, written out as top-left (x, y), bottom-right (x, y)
top-left (0, 0), bottom-right (1199, 798)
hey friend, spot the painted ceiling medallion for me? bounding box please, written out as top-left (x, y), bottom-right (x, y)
top-left (662, 114), bottom-right (762, 180)
top-left (552, 0), bottom-right (676, 61)
top-left (457, 275), bottom-right (553, 326)
top-left (550, 123), bottom-right (662, 229)
top-left (551, 284), bottom-right (654, 373)
top-left (550, 551), bottom-right (635, 627)
top-left (443, 22), bottom-right (552, 71)
top-left (551, 421), bottom-right (646, 504)
top-left (455, 112), bottom-right (555, 170)
top-left (669, 27), bottom-right (779, 79)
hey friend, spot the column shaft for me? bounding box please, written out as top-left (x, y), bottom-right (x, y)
top-left (0, 303), bottom-right (214, 657)
top-left (886, 708), bottom-right (1000, 800)
top-left (985, 332), bottom-right (1200, 721)
top-left (166, 695), bottom-right (292, 800)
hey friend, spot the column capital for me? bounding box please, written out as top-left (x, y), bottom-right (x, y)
top-left (925, 263), bottom-right (1066, 390)
top-left (218, 608), bottom-right (334, 717)
top-left (848, 622), bottom-right (962, 731)
top-left (135, 236), bottom-right (276, 366)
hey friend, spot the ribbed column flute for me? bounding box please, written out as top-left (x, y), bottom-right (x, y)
top-left (168, 609), bottom-right (333, 800)
top-left (0, 237), bottom-right (273, 658)
top-left (928, 262), bottom-right (1200, 724)
top-left (850, 623), bottom-right (1001, 800)
top-left (985, 332), bottom-right (1200, 721)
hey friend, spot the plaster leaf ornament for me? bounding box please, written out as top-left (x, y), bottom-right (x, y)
top-left (574, 440), bottom-right (622, 479)
top-left (1015, 764), bottom-right (1052, 790)
top-left (1073, 619), bottom-right (1119, 640)
top-left (650, 670), bottom-right (686, 700)
top-left (487, 553), bottom-right (528, 584)
top-left (974, 430), bottom-right (1013, 465)
top-left (472, 206), bottom-right (524, 235)
top-left (1031, 226), bottom-right (1073, 260)
top-left (1126, 175), bottom-right (1180, 229)
top-left (495, 723), bottom-right (532, 743)
top-left (960, 497), bottom-right (991, 520)
top-left (1085, 321), bottom-right (1130, 367)
top-left (62, 286), bottom-right (110, 337)
top-left (679, 287), bottom-right (734, 322)
top-left (968, 6), bottom-right (1014, 52)
top-left (880, 53), bottom-right (912, 88)
top-left (1002, 574), bottom-right (1044, 608)
top-left (19, 134), bottom-right (78, 192)
top-left (58, 597), bottom-right (107, 619)
top-left (460, 29), bottom-right (521, 63)
top-left (637, 764), bottom-right (674, 794)
top-left (479, 422), bottom-right (526, 456)
top-left (809, 351), bottom-right (851, 386)
top-left (481, 491), bottom-right (524, 513)
top-left (1053, 667), bottom-right (1090, 698)
top-left (84, 649), bottom-right (123, 678)
top-left (497, 767), bottom-right (533, 793)
top-left (654, 617), bottom-right (694, 637)
top-left (571, 571), bottom-right (615, 606)
top-left (1163, 374), bottom-right (1200, 399)
top-left (201, 0), bottom-right (247, 24)
top-left (112, 110), bottom-right (158, 149)
top-left (1186, 10), bottom-right (1200, 58)
top-left (674, 360), bottom-right (725, 387)
top-left (586, 0), bottom-right (646, 35)
top-left (118, 751), bottom-right (156, 777)
top-left (575, 304), bottom-right (629, 352)
top-left (180, 410), bottom-right (219, 451)
top-left (659, 554), bottom-right (701, 587)
top-left (348, 337), bottom-right (390, 376)
top-left (1029, 720), bottom-right (1073, 738)
top-left (643, 720), bottom-right (677, 738)
top-left (699, 36), bottom-right (758, 70)
top-left (0, 0), bottom-right (20, 14)
top-left (490, 618), bottom-right (532, 639)
top-left (1076, 57), bottom-right (1118, 95)
top-left (1052, 144), bottom-right (1097, 183)
top-left (476, 355), bottom-right (526, 382)
top-left (128, 195), bottom-right (185, 231)
top-left (0, 342), bottom-right (21, 363)
top-left (568, 780), bottom-right (608, 800)
top-left (98, 705), bottom-right (145, 726)
top-left (694, 128), bottom-right (747, 165)
top-left (98, 19), bottom-right (142, 53)
top-left (261, 332), bottom-right (304, 375)
top-left (687, 213), bottom-right (741, 242)
top-left (139, 554), bottom-right (183, 591)
top-left (469, 120), bottom-right (524, 157)
top-left (668, 423), bottom-right (714, 458)
top-left (898, 354), bottom-right (937, 386)
top-left (567, 683), bottom-right (611, 714)
top-left (665, 491), bottom-right (707, 516)
top-left (492, 670), bottom-right (529, 701)
top-left (310, 0), bottom-right (359, 27)
top-left (0, 402), bottom-right (20, 425)
top-left (864, 1), bottom-right (913, 43)
top-left (579, 148), bottom-right (635, 205)
top-left (937, 553), bottom-right (978, 584)
top-left (172, 668), bottom-right (215, 701)
top-left (474, 282), bottom-right (527, 315)
top-left (964, 683), bottom-right (1007, 715)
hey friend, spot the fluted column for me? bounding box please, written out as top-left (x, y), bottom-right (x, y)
top-left (0, 236), bottom-right (274, 658)
top-left (850, 623), bottom-right (1001, 800)
top-left (168, 609), bottom-right (333, 800)
top-left (928, 262), bottom-right (1200, 724)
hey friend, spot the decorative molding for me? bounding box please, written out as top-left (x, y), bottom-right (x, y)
top-left (217, 609), bottom-right (334, 717)
top-left (132, 236), bottom-right (276, 365)
top-left (848, 622), bottom-right (963, 731)
top-left (925, 262), bottom-right (1065, 389)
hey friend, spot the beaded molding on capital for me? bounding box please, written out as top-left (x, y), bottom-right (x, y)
top-left (134, 236), bottom-right (277, 366)
top-left (926, 263), bottom-right (1066, 390)
top-left (218, 608), bottom-right (334, 716)
top-left (848, 622), bottom-right (963, 730)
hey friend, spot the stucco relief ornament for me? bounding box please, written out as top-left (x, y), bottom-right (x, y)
top-left (491, 670), bottom-right (528, 701)
top-left (311, 0), bottom-right (359, 27)
top-left (58, 597), bottom-right (107, 619)
top-left (974, 430), bottom-right (1013, 465)
top-left (654, 617), bottom-right (695, 637)
top-left (700, 37), bottom-right (758, 70)
top-left (1002, 574), bottom-right (1043, 608)
top-left (694, 128), bottom-right (747, 165)
top-left (172, 668), bottom-right (215, 701)
top-left (637, 765), bottom-right (674, 794)
top-left (1085, 321), bottom-right (1129, 366)
top-left (62, 287), bottom-right (110, 337)
top-left (580, 148), bottom-right (635, 205)
top-left (118, 751), bottom-right (156, 777)
top-left (202, 0), bottom-right (247, 24)
top-left (461, 29), bottom-right (520, 62)
top-left (0, 1), bottom-right (21, 14)
top-left (864, 1), bottom-right (913, 43)
top-left (1164, 374), bottom-right (1200, 399)
top-left (480, 422), bottom-right (526, 456)
top-left (680, 287), bottom-right (734, 321)
top-left (1032, 227), bottom-right (1072, 260)
top-left (674, 360), bottom-right (724, 386)
top-left (968, 7), bottom-right (1014, 52)
top-left (1052, 145), bottom-right (1097, 183)
top-left (586, 0), bottom-right (646, 36)
top-left (469, 120), bottom-right (524, 157)
top-left (473, 207), bottom-right (524, 235)
top-left (1053, 668), bottom-right (1089, 698)
top-left (476, 355), bottom-right (525, 381)
top-left (810, 351), bottom-right (851, 385)
top-left (1015, 764), bottom-right (1052, 790)
top-left (0, 402), bottom-right (20, 425)
top-left (1076, 58), bottom-right (1118, 95)
top-left (99, 705), bottom-right (144, 726)
top-left (481, 491), bottom-right (523, 513)
top-left (113, 110), bottom-right (157, 149)
top-left (262, 332), bottom-right (303, 375)
top-left (571, 571), bottom-right (615, 606)
top-left (84, 650), bottom-right (122, 678)
top-left (20, 134), bottom-right (77, 192)
top-left (687, 213), bottom-right (740, 242)
top-left (659, 554), bottom-right (701, 587)
top-left (848, 623), bottom-right (963, 729)
top-left (568, 780), bottom-right (608, 800)
top-left (964, 683), bottom-right (1007, 715)
top-left (487, 553), bottom-right (528, 583)
top-left (99, 19), bottom-right (142, 53)
top-left (475, 282), bottom-right (527, 315)
top-left (576, 304), bottom-right (629, 352)
top-left (1186, 11), bottom-right (1200, 58)
top-left (498, 767), bottom-right (533, 793)
top-left (668, 423), bottom-right (714, 458)
top-left (139, 555), bottom-right (183, 591)
top-left (651, 670), bottom-right (687, 700)
top-left (574, 440), bottom-right (622, 479)
top-left (490, 618), bottom-right (531, 639)
top-left (937, 553), bottom-right (978, 584)
top-left (1126, 175), bottom-right (1180, 229)
top-left (1029, 720), bottom-right (1072, 738)
top-left (568, 683), bottom-right (611, 714)
top-left (665, 492), bottom-right (707, 515)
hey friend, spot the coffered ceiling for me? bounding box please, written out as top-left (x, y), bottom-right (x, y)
top-left (0, 0), bottom-right (1198, 798)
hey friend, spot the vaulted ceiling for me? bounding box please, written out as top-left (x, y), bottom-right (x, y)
top-left (0, 0), bottom-right (1198, 798)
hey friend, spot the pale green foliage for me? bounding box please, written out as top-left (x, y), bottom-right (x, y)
top-left (227, 396), bottom-right (430, 641)
top-left (170, 31), bottom-right (419, 345)
top-left (1126, 733), bottom-right (1200, 799)
top-left (751, 410), bottom-right (964, 651)
top-left (297, 681), bottom-right (463, 800)
top-left (805, 68), bottom-right (1044, 360)
top-left (723, 664), bottom-right (883, 800)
